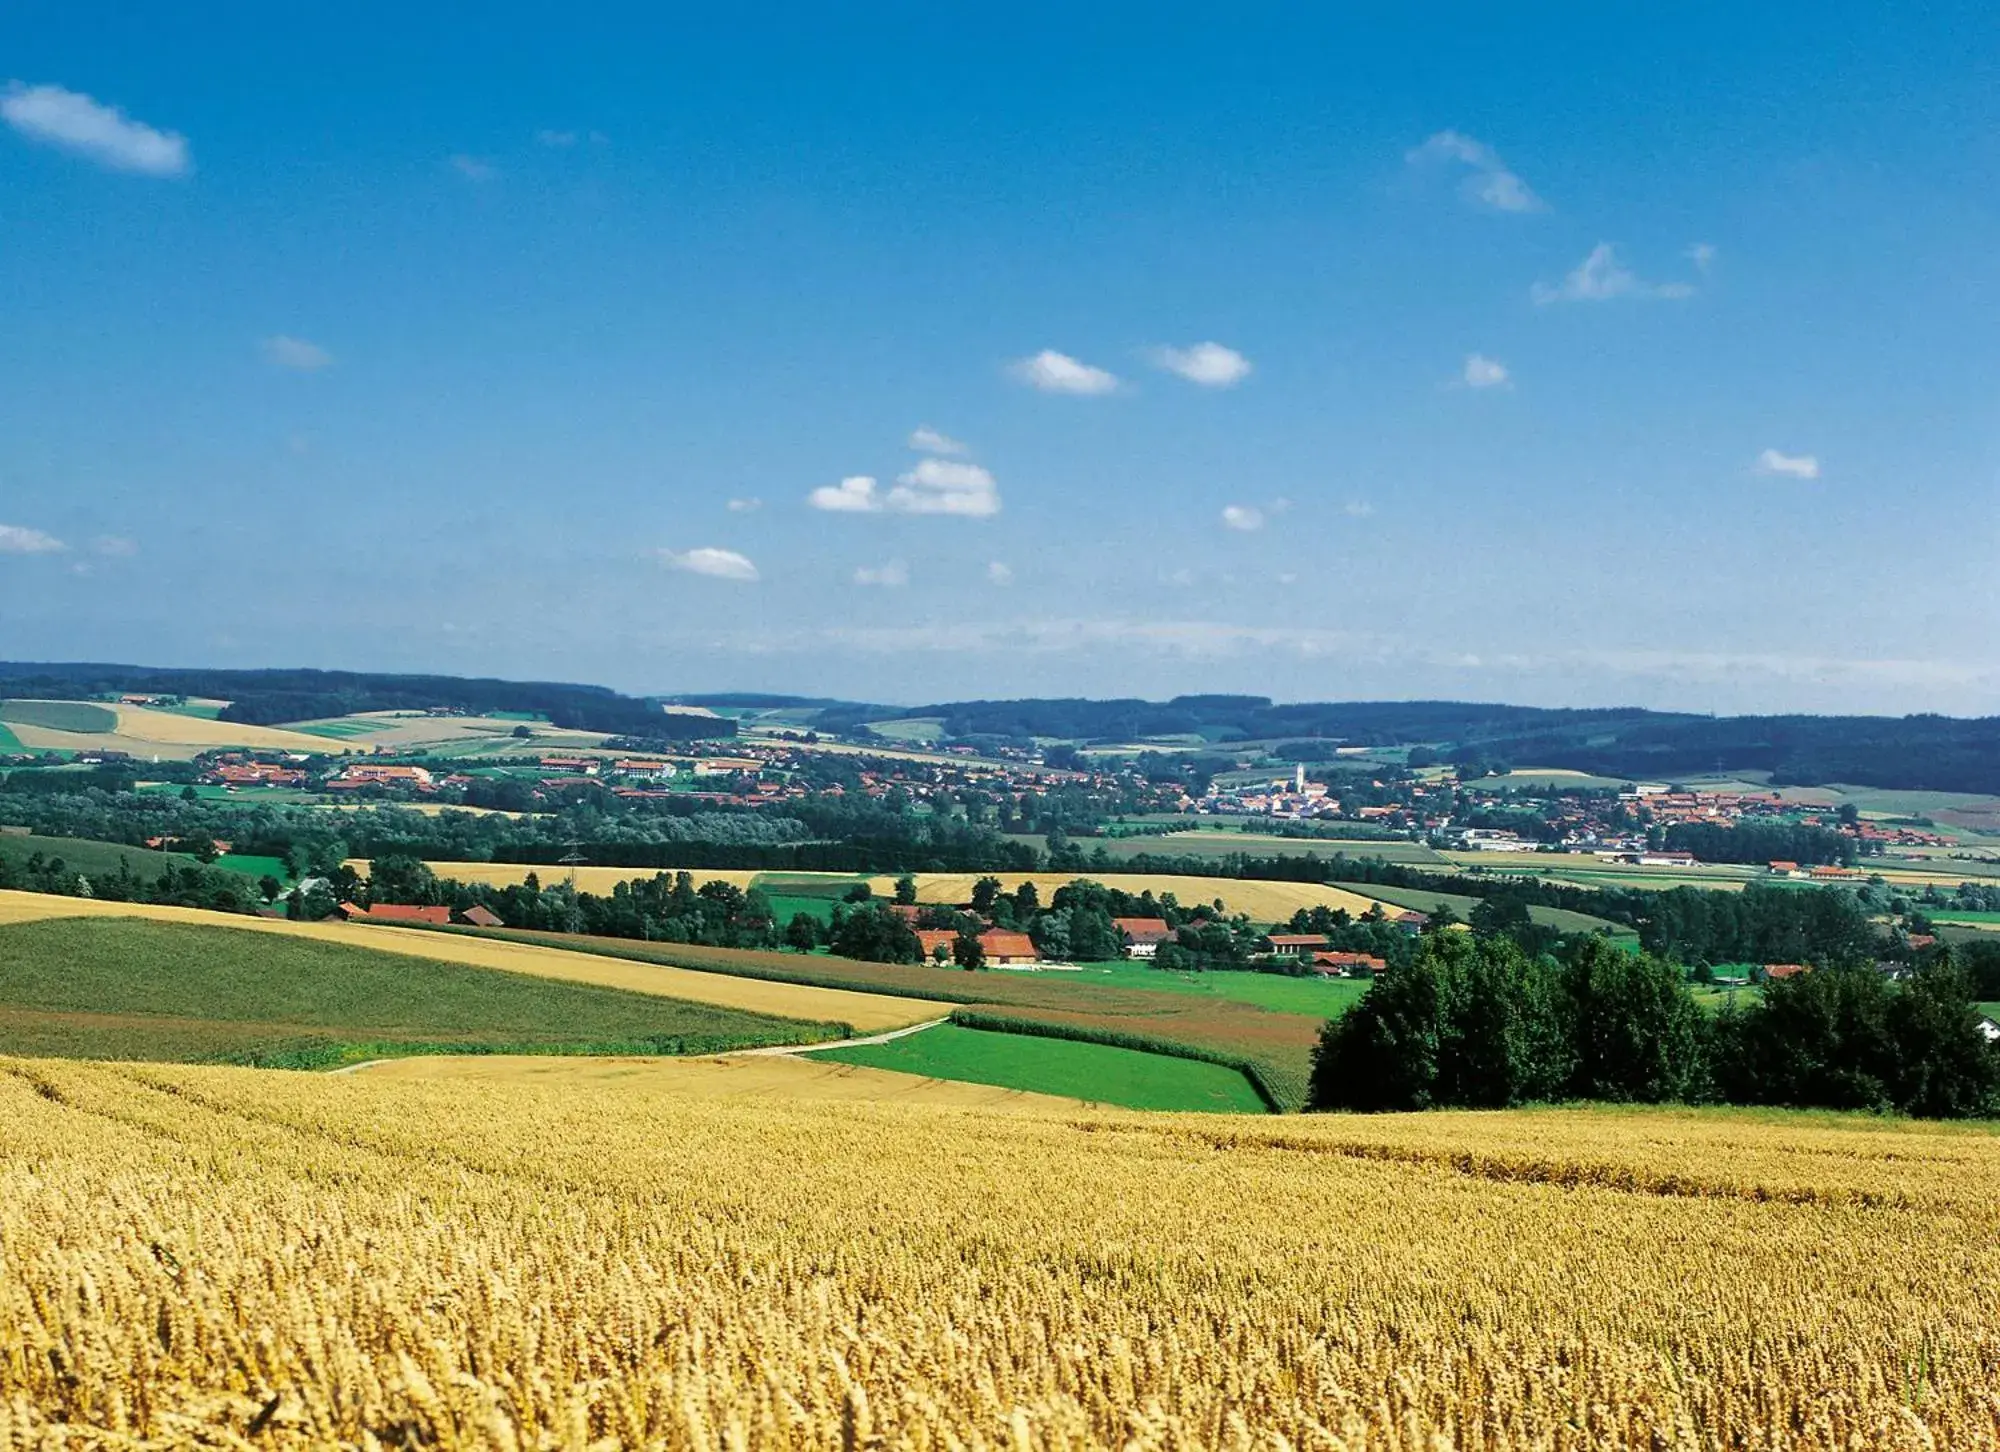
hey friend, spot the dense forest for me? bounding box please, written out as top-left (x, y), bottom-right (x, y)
top-left (0, 663), bottom-right (728, 741)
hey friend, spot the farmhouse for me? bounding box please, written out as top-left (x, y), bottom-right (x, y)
top-left (978, 930), bottom-right (1039, 966)
top-left (1313, 951), bottom-right (1387, 977)
top-left (330, 763), bottom-right (434, 789)
top-left (1262, 933), bottom-right (1331, 961)
top-left (455, 905), bottom-right (505, 928)
top-left (336, 903), bottom-right (452, 926)
top-left (916, 929), bottom-right (959, 961)
top-left (1763, 963), bottom-right (1810, 981)
top-left (1112, 916), bottom-right (1173, 959)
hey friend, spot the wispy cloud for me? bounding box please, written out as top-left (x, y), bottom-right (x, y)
top-left (91, 535), bottom-right (138, 557)
top-left (262, 335), bottom-right (333, 371)
top-left (853, 560), bottom-right (909, 587)
top-left (449, 153), bottom-right (498, 181)
top-left (1463, 353), bottom-right (1509, 389)
top-left (659, 546), bottom-right (758, 581)
top-left (1407, 130), bottom-right (1541, 213)
top-left (1342, 501), bottom-right (1375, 519)
top-left (908, 425), bottom-right (969, 456)
top-left (1532, 243), bottom-right (1696, 304)
top-left (809, 476), bottom-right (881, 512)
top-left (1010, 349), bottom-right (1120, 395)
top-left (1221, 504), bottom-right (1264, 532)
top-left (0, 524), bottom-right (67, 554)
top-left (1756, 448), bottom-right (1820, 480)
top-left (889, 458), bottom-right (1000, 517)
top-left (536, 129), bottom-right (578, 147)
top-left (726, 497), bottom-right (763, 513)
top-left (1148, 342), bottom-right (1252, 388)
top-left (987, 561), bottom-right (1014, 585)
top-left (1, 82), bottom-right (189, 176)
top-left (1687, 242), bottom-right (1717, 274)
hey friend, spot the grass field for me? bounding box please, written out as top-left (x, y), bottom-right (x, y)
top-left (0, 892), bottom-right (943, 1031)
top-left (0, 832), bottom-right (196, 880)
top-left (1333, 879), bottom-right (1638, 939)
top-left (0, 698), bottom-right (118, 732)
top-left (1072, 960), bottom-right (1372, 1016)
top-left (211, 852), bottom-right (292, 882)
top-left (1048, 830), bottom-right (1450, 866)
top-left (457, 927), bottom-right (1327, 1108)
top-left (8, 1065), bottom-right (2000, 1446)
top-left (0, 917), bottom-right (839, 1067)
top-left (0, 720), bottom-right (22, 751)
top-left (814, 1022), bottom-right (1268, 1112)
top-left (764, 892), bottom-right (837, 924)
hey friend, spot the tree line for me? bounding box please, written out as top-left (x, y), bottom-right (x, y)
top-left (1312, 933), bottom-right (1999, 1119)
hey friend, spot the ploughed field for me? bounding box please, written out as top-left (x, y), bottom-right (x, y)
top-left (4, 1061), bottom-right (1998, 1448)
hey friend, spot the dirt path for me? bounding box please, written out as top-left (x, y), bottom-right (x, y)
top-left (332, 1018), bottom-right (952, 1076)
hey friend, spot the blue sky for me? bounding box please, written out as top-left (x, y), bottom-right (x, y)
top-left (3, 3), bottom-right (1997, 713)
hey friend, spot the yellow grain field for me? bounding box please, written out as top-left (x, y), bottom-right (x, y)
top-left (4, 703), bottom-right (360, 757)
top-left (356, 1050), bottom-right (1072, 1109)
top-left (370, 860), bottom-right (770, 894)
top-left (0, 891), bottom-right (942, 1032)
top-left (4, 1060), bottom-right (1998, 1447)
top-left (869, 871), bottom-right (1391, 922)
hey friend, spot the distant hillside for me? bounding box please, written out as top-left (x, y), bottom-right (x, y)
top-left (0, 664), bottom-right (732, 743)
top-left (790, 695), bottom-right (2000, 796)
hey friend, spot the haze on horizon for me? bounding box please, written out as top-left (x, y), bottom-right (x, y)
top-left (3, 4), bottom-right (1996, 718)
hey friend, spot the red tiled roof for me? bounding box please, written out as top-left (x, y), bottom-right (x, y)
top-left (355, 904), bottom-right (451, 926)
top-left (977, 930), bottom-right (1038, 960)
top-left (1764, 963), bottom-right (1810, 979)
top-left (1112, 916), bottom-right (1173, 943)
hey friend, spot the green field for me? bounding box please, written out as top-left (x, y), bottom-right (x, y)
top-left (153, 701), bottom-right (225, 720)
top-left (1070, 961), bottom-right (1371, 1016)
top-left (814, 1023), bottom-right (1267, 1112)
top-left (293, 719), bottom-right (394, 739)
top-left (867, 717), bottom-right (946, 742)
top-left (1464, 769), bottom-right (1636, 791)
top-left (0, 700), bottom-right (117, 734)
top-left (0, 833), bottom-right (197, 881)
top-left (0, 722), bottom-right (22, 752)
top-left (212, 853), bottom-right (293, 883)
top-left (0, 918), bottom-right (841, 1068)
top-left (1332, 881), bottom-right (1637, 939)
top-left (765, 893), bottom-right (837, 925)
top-left (750, 873), bottom-right (874, 900)
top-left (1053, 831), bottom-right (1448, 866)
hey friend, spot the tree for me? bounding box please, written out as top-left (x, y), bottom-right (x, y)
top-left (971, 876), bottom-right (1003, 914)
top-left (257, 874), bottom-right (284, 904)
top-left (842, 882), bottom-right (874, 904)
top-left (829, 903), bottom-right (921, 963)
top-left (1561, 938), bottom-right (1708, 1103)
top-left (952, 931), bottom-right (985, 971)
top-left (511, 724), bottom-right (533, 739)
top-left (894, 874), bottom-right (918, 905)
top-left (784, 912), bottom-right (821, 953)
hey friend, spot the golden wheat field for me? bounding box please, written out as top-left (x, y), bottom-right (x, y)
top-left (865, 872), bottom-right (1391, 923)
top-left (3, 703), bottom-right (359, 757)
top-left (6, 1056), bottom-right (1999, 1449)
top-left (0, 892), bottom-right (941, 1032)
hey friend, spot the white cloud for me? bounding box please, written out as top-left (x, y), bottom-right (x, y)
top-left (91, 535), bottom-right (138, 557)
top-left (1532, 243), bottom-right (1696, 304)
top-left (888, 458), bottom-right (1000, 517)
top-left (808, 476), bottom-right (881, 512)
top-left (1342, 501), bottom-right (1375, 518)
top-left (1463, 353), bottom-right (1510, 389)
top-left (1406, 130), bottom-right (1541, 213)
top-left (262, 335), bottom-right (333, 371)
top-left (1221, 504), bottom-right (1264, 532)
top-left (536, 129), bottom-right (578, 147)
top-left (908, 425), bottom-right (969, 456)
top-left (1756, 448), bottom-right (1820, 480)
top-left (1149, 341), bottom-right (1252, 388)
top-left (726, 497), bottom-right (763, 513)
top-left (1, 82), bottom-right (189, 177)
top-left (986, 561), bottom-right (1014, 585)
top-left (449, 154), bottom-right (497, 181)
top-left (660, 546), bottom-right (758, 581)
top-left (0, 524), bottom-right (67, 554)
top-left (1687, 242), bottom-right (1717, 274)
top-left (1010, 349), bottom-right (1119, 395)
top-left (853, 560), bottom-right (909, 587)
